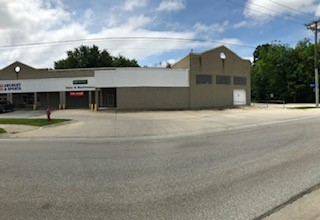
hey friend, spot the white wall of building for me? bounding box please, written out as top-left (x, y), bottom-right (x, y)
top-left (0, 77), bottom-right (95, 94)
top-left (95, 68), bottom-right (189, 88)
top-left (0, 68), bottom-right (189, 94)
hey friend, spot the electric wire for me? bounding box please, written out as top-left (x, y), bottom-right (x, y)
top-left (0, 36), bottom-right (256, 49)
top-left (241, 0), bottom-right (310, 22)
top-left (225, 0), bottom-right (305, 25)
top-left (268, 0), bottom-right (316, 19)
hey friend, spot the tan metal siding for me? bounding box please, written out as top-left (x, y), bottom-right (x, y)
top-left (117, 87), bottom-right (189, 110)
top-left (172, 55), bottom-right (190, 69)
top-left (188, 46), bottom-right (251, 108)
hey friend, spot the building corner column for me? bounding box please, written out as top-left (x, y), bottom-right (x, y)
top-left (95, 88), bottom-right (99, 111)
top-left (62, 92), bottom-right (66, 109)
top-left (59, 92), bottom-right (66, 110)
top-left (7, 93), bottom-right (13, 103)
top-left (33, 92), bottom-right (37, 110)
top-left (89, 91), bottom-right (92, 109)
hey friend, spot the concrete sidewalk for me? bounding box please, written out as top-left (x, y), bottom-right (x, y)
top-left (264, 187), bottom-right (320, 220)
top-left (1, 107), bottom-right (319, 139)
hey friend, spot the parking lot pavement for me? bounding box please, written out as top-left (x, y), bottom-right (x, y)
top-left (0, 110), bottom-right (46, 118)
top-left (1, 106), bottom-right (319, 139)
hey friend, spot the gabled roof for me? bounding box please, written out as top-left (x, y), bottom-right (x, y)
top-left (199, 45), bottom-right (246, 61)
top-left (173, 45), bottom-right (249, 67)
top-left (0, 61), bottom-right (38, 72)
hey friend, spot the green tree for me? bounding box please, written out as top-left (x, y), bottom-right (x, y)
top-left (251, 40), bottom-right (316, 103)
top-left (113, 55), bottom-right (139, 67)
top-left (288, 39), bottom-right (314, 102)
top-left (54, 45), bottom-right (139, 69)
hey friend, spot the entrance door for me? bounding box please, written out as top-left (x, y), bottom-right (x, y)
top-left (233, 89), bottom-right (246, 105)
top-left (65, 91), bottom-right (88, 109)
top-left (101, 88), bottom-right (116, 108)
top-left (13, 93), bottom-right (34, 108)
top-left (107, 93), bottom-right (115, 107)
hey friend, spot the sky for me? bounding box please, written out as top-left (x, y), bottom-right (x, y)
top-left (0, 0), bottom-right (320, 68)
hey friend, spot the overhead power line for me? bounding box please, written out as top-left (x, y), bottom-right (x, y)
top-left (268, 0), bottom-right (316, 19)
top-left (225, 0), bottom-right (305, 25)
top-left (0, 36), bottom-right (256, 49)
top-left (242, 0), bottom-right (310, 22)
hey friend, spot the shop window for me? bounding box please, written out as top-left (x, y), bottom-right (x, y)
top-left (216, 75), bottom-right (231, 85)
top-left (234, 76), bottom-right (247, 85)
top-left (196, 75), bottom-right (212, 84)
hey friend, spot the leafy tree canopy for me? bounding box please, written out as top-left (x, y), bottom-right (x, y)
top-left (251, 39), bottom-right (316, 103)
top-left (54, 45), bottom-right (139, 69)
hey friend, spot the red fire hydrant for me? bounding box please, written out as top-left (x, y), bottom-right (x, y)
top-left (46, 108), bottom-right (51, 121)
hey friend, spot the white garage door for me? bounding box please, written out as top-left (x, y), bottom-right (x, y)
top-left (233, 89), bottom-right (246, 105)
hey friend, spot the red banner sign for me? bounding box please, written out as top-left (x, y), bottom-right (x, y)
top-left (69, 92), bottom-right (84, 97)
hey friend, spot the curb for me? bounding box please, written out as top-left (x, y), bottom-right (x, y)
top-left (254, 182), bottom-right (320, 219)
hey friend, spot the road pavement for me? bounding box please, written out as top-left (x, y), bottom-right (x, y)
top-left (1, 115), bottom-right (320, 219)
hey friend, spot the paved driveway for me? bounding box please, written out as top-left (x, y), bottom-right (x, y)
top-left (1, 107), bottom-right (320, 139)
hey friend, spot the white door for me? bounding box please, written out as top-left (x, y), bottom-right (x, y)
top-left (233, 89), bottom-right (246, 105)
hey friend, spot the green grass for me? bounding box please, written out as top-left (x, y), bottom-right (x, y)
top-left (0, 118), bottom-right (71, 127)
top-left (0, 128), bottom-right (6, 134)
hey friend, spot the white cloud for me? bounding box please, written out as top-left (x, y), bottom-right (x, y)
top-left (233, 21), bottom-right (248, 29)
top-left (244, 0), bottom-right (319, 21)
top-left (155, 59), bottom-right (176, 68)
top-left (157, 0), bottom-right (186, 12)
top-left (0, 0), bottom-right (198, 68)
top-left (89, 27), bottom-right (198, 61)
top-left (123, 0), bottom-right (148, 11)
top-left (126, 15), bottom-right (153, 29)
top-left (232, 20), bottom-right (263, 29)
top-left (0, 0), bottom-right (78, 67)
top-left (216, 38), bottom-right (243, 47)
top-left (0, 0), bottom-right (243, 69)
top-left (244, 56), bottom-right (254, 62)
top-left (316, 4), bottom-right (320, 16)
top-left (0, 0), bottom-right (71, 31)
top-left (83, 8), bottom-right (94, 21)
top-left (106, 14), bottom-right (119, 28)
top-left (194, 21), bottom-right (229, 39)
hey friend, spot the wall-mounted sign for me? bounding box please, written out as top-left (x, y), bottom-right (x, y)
top-left (66, 85), bottom-right (94, 90)
top-left (73, 80), bottom-right (88, 85)
top-left (0, 77), bottom-right (95, 94)
top-left (69, 92), bottom-right (84, 97)
top-left (0, 83), bottom-right (21, 91)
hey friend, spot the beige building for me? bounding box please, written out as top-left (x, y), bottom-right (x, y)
top-left (0, 46), bottom-right (250, 110)
top-left (173, 45), bottom-right (251, 108)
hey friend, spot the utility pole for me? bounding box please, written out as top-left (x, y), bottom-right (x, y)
top-left (306, 20), bottom-right (320, 108)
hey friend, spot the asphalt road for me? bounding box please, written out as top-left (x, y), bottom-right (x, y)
top-left (1, 116), bottom-right (320, 219)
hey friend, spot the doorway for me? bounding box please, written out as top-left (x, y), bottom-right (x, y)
top-left (233, 89), bottom-right (246, 105)
top-left (101, 88), bottom-right (116, 108)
